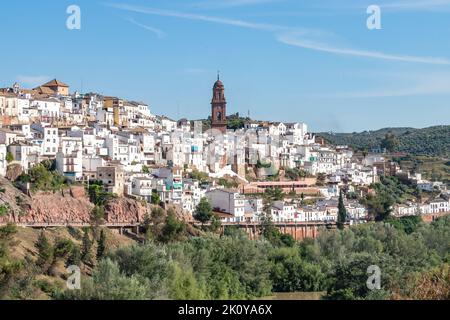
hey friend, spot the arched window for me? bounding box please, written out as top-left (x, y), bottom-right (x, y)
top-left (217, 111), bottom-right (222, 120)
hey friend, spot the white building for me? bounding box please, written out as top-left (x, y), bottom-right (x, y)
top-left (0, 144), bottom-right (7, 176)
top-left (31, 97), bottom-right (61, 119)
top-left (206, 189), bottom-right (246, 223)
top-left (55, 137), bottom-right (83, 180)
top-left (271, 201), bottom-right (295, 222)
top-left (131, 176), bottom-right (154, 201)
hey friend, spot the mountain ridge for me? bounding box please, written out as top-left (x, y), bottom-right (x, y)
top-left (317, 125), bottom-right (450, 157)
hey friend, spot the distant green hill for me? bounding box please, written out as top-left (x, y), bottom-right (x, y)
top-left (318, 126), bottom-right (450, 157)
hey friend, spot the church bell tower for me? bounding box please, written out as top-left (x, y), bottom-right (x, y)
top-left (211, 73), bottom-right (227, 134)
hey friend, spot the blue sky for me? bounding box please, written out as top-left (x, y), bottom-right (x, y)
top-left (1, 0), bottom-right (450, 132)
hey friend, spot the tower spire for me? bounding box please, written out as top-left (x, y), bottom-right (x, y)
top-left (211, 75), bottom-right (227, 134)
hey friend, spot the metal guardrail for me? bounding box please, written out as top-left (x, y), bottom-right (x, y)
top-left (0, 221), bottom-right (333, 228)
top-left (0, 222), bottom-right (141, 228)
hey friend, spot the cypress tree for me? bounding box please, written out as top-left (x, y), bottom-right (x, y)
top-left (81, 229), bottom-right (93, 265)
top-left (337, 191), bottom-right (347, 230)
top-left (96, 229), bottom-right (107, 261)
top-left (36, 231), bottom-right (54, 272)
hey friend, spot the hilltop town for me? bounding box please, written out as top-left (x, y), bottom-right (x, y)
top-left (0, 78), bottom-right (449, 231)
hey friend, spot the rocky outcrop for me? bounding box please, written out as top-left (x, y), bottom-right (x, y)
top-left (5, 164), bottom-right (23, 182)
top-left (21, 190), bottom-right (94, 224)
top-left (0, 176), bottom-right (31, 223)
top-left (0, 178), bottom-right (149, 225)
top-left (104, 197), bottom-right (147, 224)
top-left (164, 204), bottom-right (193, 223)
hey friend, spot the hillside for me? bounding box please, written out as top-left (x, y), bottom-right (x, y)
top-left (0, 177), bottom-right (147, 226)
top-left (318, 126), bottom-right (450, 157)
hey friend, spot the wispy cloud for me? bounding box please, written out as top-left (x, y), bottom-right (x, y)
top-left (337, 73), bottom-right (450, 98)
top-left (277, 33), bottom-right (450, 65)
top-left (382, 0), bottom-right (450, 10)
top-left (191, 0), bottom-right (280, 9)
top-left (346, 0), bottom-right (450, 12)
top-left (125, 17), bottom-right (166, 38)
top-left (106, 3), bottom-right (287, 32)
top-left (104, 3), bottom-right (450, 65)
top-left (16, 75), bottom-right (50, 88)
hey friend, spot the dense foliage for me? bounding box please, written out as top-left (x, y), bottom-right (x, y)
top-left (16, 160), bottom-right (69, 192)
top-left (285, 168), bottom-right (311, 181)
top-left (88, 182), bottom-right (117, 206)
top-left (361, 176), bottom-right (423, 221)
top-left (193, 198), bottom-right (214, 225)
top-left (1, 214), bottom-right (449, 300)
top-left (61, 216), bottom-right (450, 300)
top-left (319, 126), bottom-right (450, 157)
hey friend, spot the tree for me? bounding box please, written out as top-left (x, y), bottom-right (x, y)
top-left (381, 133), bottom-right (400, 153)
top-left (97, 229), bottom-right (107, 261)
top-left (145, 207), bottom-right (166, 240)
top-left (316, 173), bottom-right (327, 186)
top-left (209, 215), bottom-right (222, 233)
top-left (256, 160), bottom-right (272, 169)
top-left (300, 193), bottom-right (305, 205)
top-left (363, 193), bottom-right (394, 222)
top-left (35, 231), bottom-right (54, 272)
top-left (58, 259), bottom-right (151, 300)
top-left (259, 211), bottom-right (294, 247)
top-left (81, 229), bottom-right (93, 265)
top-left (169, 264), bottom-right (204, 300)
top-left (54, 238), bottom-right (76, 261)
top-left (286, 168), bottom-right (309, 181)
top-left (67, 244), bottom-right (81, 267)
top-left (17, 162), bottom-right (67, 192)
top-left (88, 182), bottom-right (115, 206)
top-left (158, 210), bottom-right (186, 243)
top-left (90, 206), bottom-right (105, 237)
top-left (194, 198), bottom-right (213, 225)
top-left (264, 187), bottom-right (285, 202)
top-left (337, 191), bottom-right (347, 230)
top-left (285, 168), bottom-right (299, 181)
top-left (270, 247), bottom-right (326, 292)
top-left (108, 244), bottom-right (173, 299)
top-left (151, 191), bottom-right (160, 205)
top-left (0, 224), bottom-right (22, 291)
top-left (386, 215), bottom-right (422, 235)
top-left (5, 152), bottom-right (14, 163)
top-left (390, 264), bottom-right (450, 300)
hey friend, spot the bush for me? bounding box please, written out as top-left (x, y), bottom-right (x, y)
top-left (88, 182), bottom-right (116, 206)
top-left (0, 205), bottom-right (8, 216)
top-left (6, 152), bottom-right (14, 163)
top-left (57, 259), bottom-right (151, 300)
top-left (17, 162), bottom-right (68, 192)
